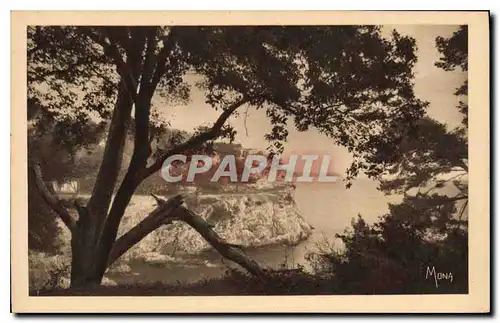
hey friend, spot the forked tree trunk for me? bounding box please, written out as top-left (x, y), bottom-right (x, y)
top-left (67, 194), bottom-right (270, 289)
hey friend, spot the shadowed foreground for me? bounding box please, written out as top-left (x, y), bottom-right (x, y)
top-left (34, 267), bottom-right (466, 296)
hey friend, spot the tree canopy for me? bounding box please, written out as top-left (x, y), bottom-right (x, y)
top-left (28, 26), bottom-right (427, 181)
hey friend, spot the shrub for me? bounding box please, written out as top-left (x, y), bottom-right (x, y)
top-left (307, 213), bottom-right (468, 294)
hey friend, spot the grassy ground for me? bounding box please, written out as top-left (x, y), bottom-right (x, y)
top-left (34, 269), bottom-right (336, 296)
top-left (32, 269), bottom-right (464, 296)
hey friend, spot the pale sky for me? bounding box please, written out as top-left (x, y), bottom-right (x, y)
top-left (155, 25), bottom-right (466, 176)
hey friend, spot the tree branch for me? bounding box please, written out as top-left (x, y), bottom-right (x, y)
top-left (138, 27), bottom-right (159, 97)
top-left (92, 29), bottom-right (154, 275)
top-left (86, 80), bottom-right (134, 241)
top-left (458, 159), bottom-right (469, 172)
top-left (428, 195), bottom-right (469, 206)
top-left (97, 95), bottom-right (250, 278)
top-left (141, 95), bottom-right (250, 180)
top-left (94, 170), bottom-right (140, 278)
top-left (150, 28), bottom-right (177, 90)
top-left (82, 28), bottom-right (138, 102)
top-left (117, 28), bottom-right (157, 175)
top-left (131, 29), bottom-right (158, 169)
top-left (420, 172), bottom-right (468, 196)
top-left (109, 194), bottom-right (269, 280)
top-left (457, 199), bottom-right (469, 222)
top-left (107, 194), bottom-right (184, 266)
top-left (175, 205), bottom-right (268, 280)
top-left (29, 160), bottom-right (77, 231)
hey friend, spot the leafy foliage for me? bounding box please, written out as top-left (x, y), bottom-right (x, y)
top-left (28, 174), bottom-right (62, 253)
top-left (27, 101), bottom-right (106, 253)
top-left (307, 25), bottom-right (469, 294)
top-left (378, 117), bottom-right (468, 195)
top-left (307, 213), bottom-right (467, 294)
top-left (176, 26), bottom-right (427, 181)
top-left (435, 25), bottom-right (468, 127)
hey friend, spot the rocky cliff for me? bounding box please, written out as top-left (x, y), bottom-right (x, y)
top-left (116, 189), bottom-right (313, 264)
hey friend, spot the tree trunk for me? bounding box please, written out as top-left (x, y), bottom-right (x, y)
top-left (86, 83), bottom-right (133, 243)
top-left (70, 238), bottom-right (102, 287)
top-left (69, 207), bottom-right (104, 287)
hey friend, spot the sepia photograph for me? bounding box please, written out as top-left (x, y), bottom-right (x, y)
top-left (11, 11), bottom-right (490, 313)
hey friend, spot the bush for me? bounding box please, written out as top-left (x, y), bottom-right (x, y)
top-left (307, 213), bottom-right (468, 294)
top-left (28, 171), bottom-right (63, 254)
top-left (29, 251), bottom-right (70, 295)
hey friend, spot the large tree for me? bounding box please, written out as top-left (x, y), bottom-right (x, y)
top-left (28, 26), bottom-right (427, 287)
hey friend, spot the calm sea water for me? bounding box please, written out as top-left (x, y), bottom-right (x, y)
top-left (289, 180), bottom-right (402, 266)
top-left (109, 179), bottom-right (406, 285)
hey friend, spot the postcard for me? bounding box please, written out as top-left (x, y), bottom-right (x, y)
top-left (11, 10), bottom-right (490, 313)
